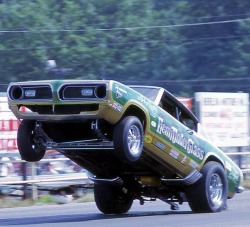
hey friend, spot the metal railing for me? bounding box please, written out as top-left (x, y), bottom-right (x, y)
top-left (0, 155), bottom-right (91, 184)
top-left (0, 155), bottom-right (93, 200)
top-left (1, 151), bottom-right (250, 185)
top-left (226, 151), bottom-right (250, 173)
top-left (0, 154), bottom-right (249, 181)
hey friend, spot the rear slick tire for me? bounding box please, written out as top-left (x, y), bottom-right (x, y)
top-left (94, 184), bottom-right (133, 214)
top-left (186, 161), bottom-right (228, 213)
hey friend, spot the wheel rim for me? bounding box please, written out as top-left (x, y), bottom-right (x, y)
top-left (209, 173), bottom-right (223, 206)
top-left (30, 128), bottom-right (45, 154)
top-left (127, 125), bottom-right (142, 156)
top-left (118, 188), bottom-right (131, 203)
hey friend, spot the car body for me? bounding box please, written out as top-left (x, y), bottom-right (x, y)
top-left (7, 80), bottom-right (243, 214)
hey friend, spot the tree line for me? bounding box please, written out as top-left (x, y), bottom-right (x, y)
top-left (0, 0), bottom-right (250, 96)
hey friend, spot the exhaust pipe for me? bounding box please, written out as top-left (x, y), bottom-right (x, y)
top-left (87, 172), bottom-right (123, 186)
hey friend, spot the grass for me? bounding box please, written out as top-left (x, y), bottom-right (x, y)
top-left (242, 180), bottom-right (250, 189)
top-left (0, 196), bottom-right (34, 208)
top-left (0, 190), bottom-right (95, 209)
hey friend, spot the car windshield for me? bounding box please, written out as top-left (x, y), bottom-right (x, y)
top-left (130, 87), bottom-right (160, 102)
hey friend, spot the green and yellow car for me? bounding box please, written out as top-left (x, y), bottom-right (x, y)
top-left (7, 80), bottom-right (243, 214)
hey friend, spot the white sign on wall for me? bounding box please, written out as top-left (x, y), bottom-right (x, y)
top-left (195, 92), bottom-right (249, 147)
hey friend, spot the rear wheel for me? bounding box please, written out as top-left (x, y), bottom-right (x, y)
top-left (113, 116), bottom-right (144, 162)
top-left (186, 161), bottom-right (228, 213)
top-left (17, 120), bottom-right (46, 162)
top-left (94, 184), bottom-right (133, 214)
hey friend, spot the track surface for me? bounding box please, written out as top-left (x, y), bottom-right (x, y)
top-left (0, 190), bottom-right (248, 227)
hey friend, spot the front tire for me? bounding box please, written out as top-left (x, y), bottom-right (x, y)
top-left (17, 120), bottom-right (46, 162)
top-left (186, 161), bottom-right (228, 213)
top-left (113, 116), bottom-right (144, 162)
top-left (94, 184), bottom-right (133, 214)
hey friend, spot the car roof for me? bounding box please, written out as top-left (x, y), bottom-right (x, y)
top-left (129, 85), bottom-right (198, 123)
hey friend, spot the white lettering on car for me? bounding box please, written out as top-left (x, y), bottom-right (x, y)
top-left (137, 94), bottom-right (158, 114)
top-left (112, 101), bottom-right (123, 112)
top-left (156, 117), bottom-right (204, 161)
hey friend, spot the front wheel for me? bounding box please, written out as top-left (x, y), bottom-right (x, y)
top-left (17, 120), bottom-right (46, 162)
top-left (94, 184), bottom-right (133, 214)
top-left (113, 116), bottom-right (144, 162)
top-left (186, 161), bottom-right (228, 213)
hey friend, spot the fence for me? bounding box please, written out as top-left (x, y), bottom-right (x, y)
top-left (0, 154), bottom-right (93, 200)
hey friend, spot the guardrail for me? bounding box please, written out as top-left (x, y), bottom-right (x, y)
top-left (226, 151), bottom-right (250, 173)
top-left (1, 151), bottom-right (250, 185)
top-left (0, 172), bottom-right (90, 185)
top-left (0, 157), bottom-right (93, 201)
top-left (0, 156), bottom-right (91, 184)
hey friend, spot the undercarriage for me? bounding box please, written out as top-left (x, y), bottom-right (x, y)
top-left (14, 115), bottom-right (228, 214)
top-left (17, 118), bottom-right (191, 211)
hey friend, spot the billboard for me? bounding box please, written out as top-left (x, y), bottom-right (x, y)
top-left (0, 93), bottom-right (19, 152)
top-left (195, 92), bottom-right (249, 147)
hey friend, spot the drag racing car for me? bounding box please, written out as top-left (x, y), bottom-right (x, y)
top-left (7, 80), bottom-right (244, 214)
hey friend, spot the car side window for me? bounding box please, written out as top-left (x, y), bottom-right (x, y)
top-left (159, 95), bottom-right (197, 131)
top-left (158, 98), bottom-right (176, 118)
top-left (178, 111), bottom-right (197, 131)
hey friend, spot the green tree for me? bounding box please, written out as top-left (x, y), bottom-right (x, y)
top-left (0, 0), bottom-right (249, 95)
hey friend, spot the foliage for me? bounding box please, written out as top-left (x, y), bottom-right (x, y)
top-left (0, 196), bottom-right (34, 208)
top-left (0, 0), bottom-right (249, 95)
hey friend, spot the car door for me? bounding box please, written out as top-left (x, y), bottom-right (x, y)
top-left (156, 92), bottom-right (204, 172)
